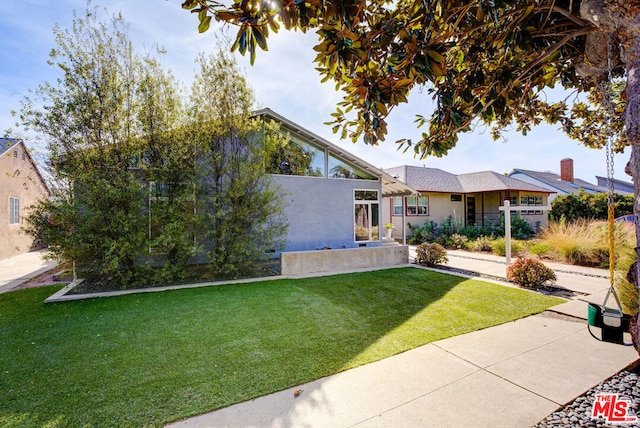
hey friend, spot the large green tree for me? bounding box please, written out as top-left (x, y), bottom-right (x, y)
top-left (20, 8), bottom-right (287, 287)
top-left (183, 0), bottom-right (640, 349)
top-left (190, 50), bottom-right (288, 278)
top-left (19, 8), bottom-right (162, 286)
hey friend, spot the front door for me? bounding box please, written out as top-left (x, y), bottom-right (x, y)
top-left (466, 196), bottom-right (476, 226)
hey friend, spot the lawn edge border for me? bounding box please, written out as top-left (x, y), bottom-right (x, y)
top-left (44, 275), bottom-right (290, 303)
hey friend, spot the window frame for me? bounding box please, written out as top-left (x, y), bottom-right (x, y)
top-left (519, 194), bottom-right (543, 215)
top-left (354, 189), bottom-right (380, 243)
top-left (392, 197), bottom-right (403, 216)
top-left (406, 195), bottom-right (429, 216)
top-left (9, 196), bottom-right (20, 225)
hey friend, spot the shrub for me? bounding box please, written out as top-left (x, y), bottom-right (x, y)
top-left (470, 236), bottom-right (494, 252)
top-left (550, 190), bottom-right (634, 222)
top-left (491, 238), bottom-right (525, 257)
top-left (539, 219), bottom-right (611, 266)
top-left (507, 257), bottom-right (557, 289)
top-left (616, 246), bottom-right (639, 316)
top-left (526, 240), bottom-right (552, 258)
top-left (407, 220), bottom-right (437, 244)
top-left (449, 233), bottom-right (468, 249)
top-left (440, 215), bottom-right (463, 237)
top-left (459, 224), bottom-right (493, 240)
top-left (415, 243), bottom-right (448, 267)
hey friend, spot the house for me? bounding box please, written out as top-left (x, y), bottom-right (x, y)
top-left (508, 158), bottom-right (628, 201)
top-left (595, 176), bottom-right (634, 194)
top-left (59, 109), bottom-right (417, 278)
top-left (0, 138), bottom-right (51, 260)
top-left (382, 165), bottom-right (553, 238)
top-left (257, 109), bottom-right (417, 253)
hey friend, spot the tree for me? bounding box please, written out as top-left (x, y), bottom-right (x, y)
top-left (551, 191), bottom-right (634, 222)
top-left (19, 8), bottom-right (159, 286)
top-left (182, 0), bottom-right (640, 351)
top-left (189, 50), bottom-right (288, 279)
top-left (19, 8), bottom-right (287, 287)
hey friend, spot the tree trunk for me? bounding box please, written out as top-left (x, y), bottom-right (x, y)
top-left (620, 15), bottom-right (640, 354)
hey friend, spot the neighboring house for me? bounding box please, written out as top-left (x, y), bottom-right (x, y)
top-left (382, 165), bottom-right (553, 237)
top-left (258, 109), bottom-right (416, 252)
top-left (595, 176), bottom-right (634, 194)
top-left (0, 138), bottom-right (51, 260)
top-left (508, 158), bottom-right (625, 202)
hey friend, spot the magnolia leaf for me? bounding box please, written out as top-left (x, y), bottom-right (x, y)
top-left (182, 0), bottom-right (198, 10)
top-left (253, 27), bottom-right (269, 51)
top-left (426, 50), bottom-right (445, 63)
top-left (198, 15), bottom-right (212, 33)
top-left (216, 11), bottom-right (236, 21)
top-left (249, 29), bottom-right (257, 64)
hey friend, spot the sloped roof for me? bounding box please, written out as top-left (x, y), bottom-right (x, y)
top-left (0, 138), bottom-right (18, 156)
top-left (0, 138), bottom-right (51, 196)
top-left (384, 165), bottom-right (553, 194)
top-left (254, 109), bottom-right (419, 197)
top-left (509, 168), bottom-right (607, 194)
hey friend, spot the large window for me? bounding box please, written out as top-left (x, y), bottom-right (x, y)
top-left (393, 197), bottom-right (403, 216)
top-left (329, 153), bottom-right (377, 180)
top-left (354, 190), bottom-right (379, 242)
top-left (406, 196), bottom-right (428, 215)
top-left (9, 197), bottom-right (19, 224)
top-left (520, 195), bottom-right (543, 215)
top-left (267, 133), bottom-right (325, 177)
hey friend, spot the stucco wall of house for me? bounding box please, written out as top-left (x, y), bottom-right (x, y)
top-left (509, 172), bottom-right (562, 202)
top-left (384, 190), bottom-right (549, 239)
top-left (0, 143), bottom-right (49, 260)
top-left (386, 193), bottom-right (463, 237)
top-left (271, 174), bottom-right (381, 252)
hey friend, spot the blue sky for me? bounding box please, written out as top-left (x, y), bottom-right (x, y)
top-left (0, 0), bottom-right (631, 183)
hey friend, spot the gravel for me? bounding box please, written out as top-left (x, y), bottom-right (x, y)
top-left (534, 363), bottom-right (640, 427)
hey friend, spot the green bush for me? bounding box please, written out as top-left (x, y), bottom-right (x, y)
top-left (449, 233), bottom-right (468, 249)
top-left (616, 247), bottom-right (639, 315)
top-left (415, 243), bottom-right (448, 267)
top-left (459, 224), bottom-right (494, 240)
top-left (491, 238), bottom-right (525, 257)
top-left (526, 240), bottom-right (552, 257)
top-left (550, 190), bottom-right (634, 222)
top-left (507, 257), bottom-right (557, 288)
top-left (407, 220), bottom-right (437, 244)
top-left (439, 215), bottom-right (464, 236)
top-left (470, 236), bottom-right (494, 252)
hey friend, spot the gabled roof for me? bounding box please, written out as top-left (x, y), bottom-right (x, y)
top-left (0, 138), bottom-right (51, 196)
top-left (0, 138), bottom-right (17, 156)
top-left (509, 168), bottom-right (607, 195)
top-left (594, 176), bottom-right (633, 194)
top-left (254, 108), bottom-right (418, 197)
top-left (384, 165), bottom-right (553, 194)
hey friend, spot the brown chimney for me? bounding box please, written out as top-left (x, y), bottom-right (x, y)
top-left (560, 158), bottom-right (574, 183)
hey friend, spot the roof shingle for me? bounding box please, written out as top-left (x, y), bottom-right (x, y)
top-left (384, 165), bottom-right (552, 194)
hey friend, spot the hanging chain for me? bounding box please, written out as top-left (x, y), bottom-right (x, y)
top-left (598, 33), bottom-right (618, 291)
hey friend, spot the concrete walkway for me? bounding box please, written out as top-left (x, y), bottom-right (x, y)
top-left (0, 250), bottom-right (57, 294)
top-left (167, 249), bottom-right (639, 428)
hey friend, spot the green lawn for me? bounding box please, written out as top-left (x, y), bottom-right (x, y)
top-left (0, 267), bottom-right (564, 427)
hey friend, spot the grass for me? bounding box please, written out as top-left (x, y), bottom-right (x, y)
top-left (0, 267), bottom-right (564, 427)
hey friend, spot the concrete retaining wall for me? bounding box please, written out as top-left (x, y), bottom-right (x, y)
top-left (281, 245), bottom-right (409, 276)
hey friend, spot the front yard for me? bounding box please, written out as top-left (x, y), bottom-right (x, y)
top-left (0, 267), bottom-right (563, 427)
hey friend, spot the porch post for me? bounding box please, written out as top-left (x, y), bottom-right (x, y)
top-left (504, 200), bottom-right (511, 277)
top-left (402, 196), bottom-right (406, 246)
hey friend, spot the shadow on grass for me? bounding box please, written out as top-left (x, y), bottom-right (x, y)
top-left (0, 267), bottom-right (562, 427)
